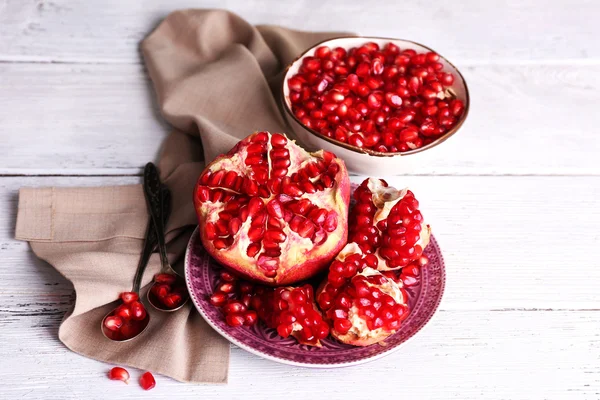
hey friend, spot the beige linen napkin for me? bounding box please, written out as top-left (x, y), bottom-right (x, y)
top-left (15, 9), bottom-right (349, 383)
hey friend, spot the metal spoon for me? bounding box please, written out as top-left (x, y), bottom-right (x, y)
top-left (144, 162), bottom-right (189, 312)
top-left (101, 185), bottom-right (170, 342)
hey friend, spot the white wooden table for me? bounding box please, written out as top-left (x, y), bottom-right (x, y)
top-left (1, 1), bottom-right (599, 399)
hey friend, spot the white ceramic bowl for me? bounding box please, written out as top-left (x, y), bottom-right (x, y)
top-left (281, 37), bottom-right (470, 175)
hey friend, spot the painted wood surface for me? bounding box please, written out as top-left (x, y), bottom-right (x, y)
top-left (0, 0), bottom-right (599, 398)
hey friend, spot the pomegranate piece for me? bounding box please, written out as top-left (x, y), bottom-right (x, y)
top-left (194, 131), bottom-right (350, 285)
top-left (108, 367), bottom-right (130, 384)
top-left (316, 179), bottom-right (431, 346)
top-left (287, 42), bottom-right (465, 153)
top-left (139, 371), bottom-right (156, 390)
top-left (346, 178), bottom-right (430, 270)
top-left (255, 284), bottom-right (329, 347)
top-left (318, 263), bottom-right (408, 346)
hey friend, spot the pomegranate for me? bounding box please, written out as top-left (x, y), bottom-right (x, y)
top-left (287, 42), bottom-right (465, 152)
top-left (253, 284), bottom-right (329, 347)
top-left (194, 131), bottom-right (350, 285)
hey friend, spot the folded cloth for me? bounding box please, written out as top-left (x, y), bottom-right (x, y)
top-left (15, 9), bottom-right (349, 383)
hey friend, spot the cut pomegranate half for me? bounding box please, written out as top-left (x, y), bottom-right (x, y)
top-left (194, 131), bottom-right (350, 285)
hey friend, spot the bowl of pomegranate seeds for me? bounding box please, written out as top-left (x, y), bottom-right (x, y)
top-left (282, 37), bottom-right (469, 174)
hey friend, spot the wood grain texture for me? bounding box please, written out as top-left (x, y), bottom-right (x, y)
top-left (2, 176), bottom-right (600, 308)
top-left (1, 303), bottom-right (599, 399)
top-left (1, 176), bottom-right (599, 399)
top-left (0, 0), bottom-right (598, 64)
top-left (1, 63), bottom-right (600, 175)
top-left (1, 1), bottom-right (599, 398)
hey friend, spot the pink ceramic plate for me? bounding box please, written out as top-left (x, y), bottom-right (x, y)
top-left (185, 227), bottom-right (445, 368)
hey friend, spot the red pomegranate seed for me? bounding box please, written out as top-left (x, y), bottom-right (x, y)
top-left (139, 372), bottom-right (156, 391)
top-left (119, 292), bottom-right (138, 304)
top-left (115, 305), bottom-right (132, 320)
top-left (223, 300), bottom-right (247, 314)
top-left (104, 316), bottom-right (123, 331)
top-left (130, 301), bottom-right (147, 321)
top-left (108, 367), bottom-right (130, 384)
top-left (226, 313), bottom-right (246, 327)
top-left (154, 273), bottom-right (176, 284)
top-left (209, 291), bottom-right (228, 307)
top-left (151, 283), bottom-right (169, 298)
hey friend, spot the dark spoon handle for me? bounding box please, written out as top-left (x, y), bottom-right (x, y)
top-left (143, 163), bottom-right (171, 274)
top-left (133, 167), bottom-right (171, 293)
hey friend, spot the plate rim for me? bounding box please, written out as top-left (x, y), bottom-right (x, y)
top-left (185, 226), bottom-right (446, 368)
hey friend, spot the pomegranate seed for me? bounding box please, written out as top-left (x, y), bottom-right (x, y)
top-left (104, 316), bottom-right (123, 331)
top-left (209, 291), bottom-right (228, 307)
top-left (115, 305), bottom-right (132, 320)
top-left (119, 292), bottom-right (138, 304)
top-left (226, 313), bottom-right (246, 327)
top-left (108, 367), bottom-right (130, 384)
top-left (315, 46), bottom-right (331, 59)
top-left (440, 72), bottom-right (454, 86)
top-left (223, 300), bottom-right (247, 314)
top-left (243, 310), bottom-right (258, 326)
top-left (139, 372), bottom-right (156, 391)
top-left (130, 301), bottom-right (147, 321)
top-left (154, 273), bottom-right (176, 285)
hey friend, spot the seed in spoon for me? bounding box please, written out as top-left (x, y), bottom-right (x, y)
top-left (151, 283), bottom-right (170, 298)
top-left (108, 367), bottom-right (130, 384)
top-left (120, 321), bottom-right (142, 339)
top-left (120, 292), bottom-right (139, 304)
top-left (154, 273), bottom-right (176, 285)
top-left (130, 301), bottom-right (147, 321)
top-left (104, 316), bottom-right (123, 331)
top-left (115, 305), bottom-right (132, 320)
top-left (162, 293), bottom-right (183, 309)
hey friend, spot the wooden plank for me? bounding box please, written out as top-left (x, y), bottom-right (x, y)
top-left (0, 296), bottom-right (598, 399)
top-left (2, 175), bottom-right (599, 308)
top-left (1, 63), bottom-right (600, 175)
top-left (0, 0), bottom-right (598, 64)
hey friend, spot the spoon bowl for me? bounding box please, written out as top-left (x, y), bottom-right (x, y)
top-left (101, 307), bottom-right (150, 342)
top-left (147, 274), bottom-right (189, 312)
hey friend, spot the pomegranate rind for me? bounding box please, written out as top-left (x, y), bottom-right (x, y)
top-left (194, 132), bottom-right (350, 285)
